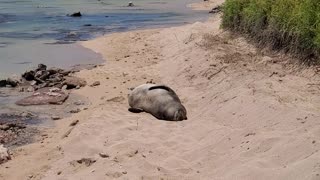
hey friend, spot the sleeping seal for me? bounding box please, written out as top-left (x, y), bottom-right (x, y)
top-left (128, 84), bottom-right (187, 121)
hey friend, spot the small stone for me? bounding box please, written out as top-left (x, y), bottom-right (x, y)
top-left (244, 132), bottom-right (256, 137)
top-left (122, 171), bottom-right (127, 174)
top-left (99, 153), bottom-right (110, 158)
top-left (75, 158), bottom-right (96, 167)
top-left (74, 101), bottom-right (84, 106)
top-left (69, 120), bottom-right (79, 126)
top-left (27, 86), bottom-right (35, 92)
top-left (30, 80), bottom-right (37, 86)
top-left (61, 85), bottom-right (68, 90)
top-left (57, 171), bottom-right (62, 175)
top-left (127, 1), bottom-right (134, 7)
top-left (51, 116), bottom-right (61, 120)
top-left (70, 109), bottom-right (81, 113)
top-left (69, 12), bottom-right (82, 17)
top-left (90, 81), bottom-right (100, 87)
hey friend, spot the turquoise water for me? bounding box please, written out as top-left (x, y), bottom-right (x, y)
top-left (0, 0), bottom-right (207, 78)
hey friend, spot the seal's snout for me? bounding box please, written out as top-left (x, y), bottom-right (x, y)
top-left (174, 109), bottom-right (187, 121)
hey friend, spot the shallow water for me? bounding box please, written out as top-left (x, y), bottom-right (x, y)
top-left (0, 0), bottom-right (207, 78)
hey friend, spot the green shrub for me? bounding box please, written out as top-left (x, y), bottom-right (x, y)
top-left (222, 0), bottom-right (320, 64)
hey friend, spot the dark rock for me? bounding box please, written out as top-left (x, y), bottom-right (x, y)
top-left (63, 76), bottom-right (87, 89)
top-left (69, 12), bottom-right (82, 17)
top-left (22, 70), bottom-right (35, 81)
top-left (0, 80), bottom-right (7, 87)
top-left (128, 1), bottom-right (134, 7)
top-left (83, 24), bottom-right (92, 27)
top-left (15, 87), bottom-right (69, 106)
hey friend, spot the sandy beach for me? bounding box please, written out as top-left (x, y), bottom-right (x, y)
top-left (1, 0), bottom-right (320, 179)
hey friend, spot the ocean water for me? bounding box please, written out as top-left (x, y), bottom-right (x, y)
top-left (0, 0), bottom-right (207, 78)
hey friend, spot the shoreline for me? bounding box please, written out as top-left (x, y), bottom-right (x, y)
top-left (0, 0), bottom-right (209, 79)
top-left (1, 0), bottom-right (320, 179)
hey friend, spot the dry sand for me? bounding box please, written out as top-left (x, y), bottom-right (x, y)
top-left (1, 0), bottom-right (320, 179)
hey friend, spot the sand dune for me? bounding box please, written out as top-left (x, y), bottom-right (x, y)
top-left (1, 1), bottom-right (320, 180)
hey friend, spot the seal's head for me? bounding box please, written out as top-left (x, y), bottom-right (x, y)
top-left (173, 106), bottom-right (187, 121)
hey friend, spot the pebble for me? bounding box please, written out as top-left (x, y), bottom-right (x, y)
top-left (70, 109), bottom-right (81, 113)
top-left (51, 116), bottom-right (61, 120)
top-left (91, 81), bottom-right (101, 87)
top-left (99, 152), bottom-right (110, 158)
top-left (69, 120), bottom-right (79, 126)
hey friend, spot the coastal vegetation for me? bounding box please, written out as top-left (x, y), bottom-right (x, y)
top-left (222, 0), bottom-right (320, 64)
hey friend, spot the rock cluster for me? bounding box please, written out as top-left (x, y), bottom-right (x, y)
top-left (20, 64), bottom-right (86, 90)
top-left (0, 64), bottom-right (88, 106)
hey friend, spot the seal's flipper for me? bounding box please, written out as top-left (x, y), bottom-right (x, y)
top-left (148, 85), bottom-right (175, 93)
top-left (128, 107), bottom-right (144, 113)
